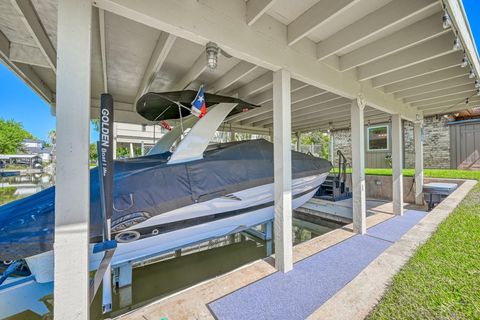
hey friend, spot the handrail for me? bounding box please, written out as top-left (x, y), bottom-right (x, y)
top-left (336, 150), bottom-right (347, 184)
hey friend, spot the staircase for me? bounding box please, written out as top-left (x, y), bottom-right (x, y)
top-left (315, 150), bottom-right (352, 201)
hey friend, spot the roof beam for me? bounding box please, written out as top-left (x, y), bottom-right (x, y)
top-left (295, 114), bottom-right (390, 132)
top-left (291, 109), bottom-right (384, 129)
top-left (383, 67), bottom-right (467, 93)
top-left (240, 86), bottom-right (326, 125)
top-left (98, 9), bottom-right (108, 92)
top-left (0, 30), bottom-right (53, 103)
top-left (418, 96), bottom-right (480, 111)
top-left (94, 0), bottom-right (420, 121)
top-left (339, 13), bottom-right (447, 71)
top-left (412, 92), bottom-right (475, 108)
top-left (316, 0), bottom-right (438, 60)
top-left (404, 84), bottom-right (475, 103)
top-left (206, 61), bottom-right (258, 93)
top-left (12, 0), bottom-right (57, 72)
top-left (358, 33), bottom-right (456, 81)
top-left (246, 0), bottom-right (277, 26)
top-left (9, 42), bottom-right (50, 68)
top-left (256, 98), bottom-right (350, 127)
top-left (250, 94), bottom-right (345, 125)
top-left (170, 52), bottom-right (207, 91)
top-left (234, 71), bottom-right (272, 98)
top-left (135, 32), bottom-right (176, 101)
top-left (287, 0), bottom-right (358, 46)
top-left (394, 75), bottom-right (472, 99)
top-left (371, 51), bottom-right (462, 87)
top-left (403, 83), bottom-right (475, 103)
top-left (227, 79), bottom-right (307, 122)
top-left (421, 97), bottom-right (480, 115)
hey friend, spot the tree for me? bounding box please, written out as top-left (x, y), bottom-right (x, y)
top-left (89, 143), bottom-right (98, 164)
top-left (0, 118), bottom-right (34, 154)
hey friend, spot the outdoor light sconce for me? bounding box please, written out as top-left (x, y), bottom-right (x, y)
top-left (461, 53), bottom-right (468, 68)
top-left (442, 8), bottom-right (452, 29)
top-left (205, 42), bottom-right (232, 71)
top-left (453, 36), bottom-right (462, 51)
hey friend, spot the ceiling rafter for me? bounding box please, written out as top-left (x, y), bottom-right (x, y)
top-left (316, 0), bottom-right (438, 60)
top-left (12, 0), bottom-right (57, 72)
top-left (135, 32), bottom-right (176, 102)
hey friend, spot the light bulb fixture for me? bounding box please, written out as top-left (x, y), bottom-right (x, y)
top-left (475, 80), bottom-right (480, 88)
top-left (469, 69), bottom-right (476, 79)
top-left (461, 54), bottom-right (468, 68)
top-left (205, 42), bottom-right (219, 71)
top-left (442, 9), bottom-right (452, 29)
top-left (367, 120), bottom-right (371, 127)
top-left (453, 36), bottom-right (462, 51)
top-left (477, 89), bottom-right (480, 96)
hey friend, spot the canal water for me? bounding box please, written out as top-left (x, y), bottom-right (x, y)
top-left (0, 173), bottom-right (344, 320)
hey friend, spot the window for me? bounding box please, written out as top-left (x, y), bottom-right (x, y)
top-left (367, 125), bottom-right (389, 151)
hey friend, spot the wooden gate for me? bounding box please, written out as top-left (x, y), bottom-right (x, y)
top-left (450, 121), bottom-right (480, 170)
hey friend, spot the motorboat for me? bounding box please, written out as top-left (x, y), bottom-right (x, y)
top-left (0, 90), bottom-right (332, 283)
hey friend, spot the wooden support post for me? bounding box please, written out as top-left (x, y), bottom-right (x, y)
top-left (54, 0), bottom-right (92, 319)
top-left (414, 120), bottom-right (424, 205)
top-left (273, 69), bottom-right (293, 273)
top-left (350, 97), bottom-right (366, 234)
top-left (392, 114), bottom-right (404, 215)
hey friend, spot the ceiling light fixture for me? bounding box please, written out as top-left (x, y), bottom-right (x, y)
top-left (461, 53), bottom-right (468, 68)
top-left (442, 9), bottom-right (452, 29)
top-left (206, 42), bottom-right (220, 71)
top-left (469, 69), bottom-right (476, 79)
top-left (475, 80), bottom-right (480, 88)
top-left (453, 36), bottom-right (462, 51)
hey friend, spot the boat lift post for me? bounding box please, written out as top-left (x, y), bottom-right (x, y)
top-left (90, 93), bottom-right (117, 313)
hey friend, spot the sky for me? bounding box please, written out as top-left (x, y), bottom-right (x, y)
top-left (0, 1), bottom-right (479, 142)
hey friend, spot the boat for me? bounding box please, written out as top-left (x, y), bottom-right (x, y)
top-left (0, 90), bottom-right (332, 283)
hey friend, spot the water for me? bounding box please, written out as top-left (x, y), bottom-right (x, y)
top-left (0, 173), bottom-right (344, 320)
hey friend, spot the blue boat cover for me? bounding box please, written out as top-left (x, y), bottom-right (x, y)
top-left (0, 139), bottom-right (332, 260)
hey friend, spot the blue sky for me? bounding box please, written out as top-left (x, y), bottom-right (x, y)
top-left (0, 1), bottom-right (479, 142)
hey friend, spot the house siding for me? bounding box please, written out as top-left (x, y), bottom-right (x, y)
top-left (331, 115), bottom-right (451, 169)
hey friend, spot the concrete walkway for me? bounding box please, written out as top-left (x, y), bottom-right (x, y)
top-left (115, 179), bottom-right (476, 320)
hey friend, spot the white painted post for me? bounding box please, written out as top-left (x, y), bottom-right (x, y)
top-left (350, 97), bottom-right (366, 234)
top-left (295, 132), bottom-right (301, 152)
top-left (54, 0), bottom-right (92, 319)
top-left (129, 143), bottom-right (134, 158)
top-left (273, 69), bottom-right (293, 273)
top-left (392, 114), bottom-right (404, 215)
top-left (414, 120), bottom-right (424, 205)
top-left (141, 140), bottom-right (145, 156)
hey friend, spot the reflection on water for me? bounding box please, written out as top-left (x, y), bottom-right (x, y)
top-left (0, 173), bottom-right (344, 320)
top-left (0, 172), bottom-right (54, 205)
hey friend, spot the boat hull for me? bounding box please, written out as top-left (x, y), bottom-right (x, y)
top-left (25, 173), bottom-right (327, 283)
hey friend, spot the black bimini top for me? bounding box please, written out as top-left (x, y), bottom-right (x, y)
top-left (136, 90), bottom-right (259, 121)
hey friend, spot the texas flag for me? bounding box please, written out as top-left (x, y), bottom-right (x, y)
top-left (191, 86), bottom-right (207, 118)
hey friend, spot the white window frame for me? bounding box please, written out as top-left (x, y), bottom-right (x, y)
top-left (367, 124), bottom-right (390, 152)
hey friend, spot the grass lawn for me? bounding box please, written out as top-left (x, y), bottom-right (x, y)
top-left (333, 167), bottom-right (480, 180)
top-left (366, 170), bottom-right (480, 319)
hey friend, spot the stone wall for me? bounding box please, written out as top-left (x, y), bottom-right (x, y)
top-left (331, 128), bottom-right (352, 166)
top-left (331, 115), bottom-right (451, 169)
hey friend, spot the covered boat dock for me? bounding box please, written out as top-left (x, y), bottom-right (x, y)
top-left (0, 0), bottom-right (479, 318)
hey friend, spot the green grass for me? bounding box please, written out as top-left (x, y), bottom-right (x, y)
top-left (0, 187), bottom-right (20, 205)
top-left (333, 167), bottom-right (480, 180)
top-left (367, 170), bottom-right (480, 320)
